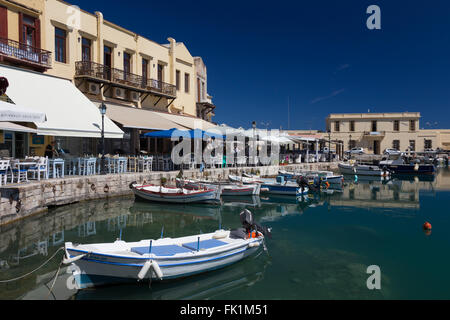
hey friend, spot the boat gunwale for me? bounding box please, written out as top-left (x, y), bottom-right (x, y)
top-left (66, 238), bottom-right (261, 262)
top-left (67, 245), bottom-right (258, 268)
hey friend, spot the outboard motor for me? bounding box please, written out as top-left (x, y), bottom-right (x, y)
top-left (230, 209), bottom-right (272, 239)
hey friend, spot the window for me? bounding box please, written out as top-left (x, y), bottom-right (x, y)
top-left (142, 58), bottom-right (149, 85)
top-left (409, 120), bottom-right (416, 131)
top-left (176, 70), bottom-right (180, 91)
top-left (104, 45), bottom-right (112, 79)
top-left (392, 140), bottom-right (400, 150)
top-left (22, 15), bottom-right (37, 49)
top-left (393, 120), bottom-right (400, 132)
top-left (371, 120), bottom-right (377, 132)
top-left (55, 27), bottom-right (66, 63)
top-left (424, 140), bottom-right (432, 149)
top-left (157, 64), bottom-right (164, 82)
top-left (350, 121), bottom-right (355, 132)
top-left (202, 81), bottom-right (206, 100)
top-left (123, 52), bottom-right (131, 74)
top-left (409, 140), bottom-right (416, 151)
top-left (81, 37), bottom-right (91, 61)
top-left (184, 73), bottom-right (190, 93)
top-left (334, 121), bottom-right (340, 132)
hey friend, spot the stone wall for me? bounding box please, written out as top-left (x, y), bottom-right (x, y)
top-left (0, 163), bottom-right (338, 226)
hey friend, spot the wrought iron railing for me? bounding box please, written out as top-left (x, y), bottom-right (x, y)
top-left (75, 61), bottom-right (176, 97)
top-left (363, 131), bottom-right (386, 136)
top-left (0, 37), bottom-right (52, 69)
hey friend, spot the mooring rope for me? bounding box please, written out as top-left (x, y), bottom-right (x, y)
top-left (0, 247), bottom-right (65, 284)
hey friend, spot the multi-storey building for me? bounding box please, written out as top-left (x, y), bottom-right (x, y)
top-left (326, 112), bottom-right (450, 154)
top-left (1, 0), bottom-right (217, 157)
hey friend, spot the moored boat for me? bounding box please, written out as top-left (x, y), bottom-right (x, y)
top-left (176, 178), bottom-right (261, 196)
top-left (63, 210), bottom-right (271, 289)
top-left (338, 162), bottom-right (389, 176)
top-left (132, 184), bottom-right (220, 204)
top-left (379, 154), bottom-right (435, 175)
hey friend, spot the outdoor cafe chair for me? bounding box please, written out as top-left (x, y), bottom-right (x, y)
top-left (0, 160), bottom-right (10, 186)
top-left (28, 157), bottom-right (49, 181)
top-left (11, 159), bottom-right (30, 183)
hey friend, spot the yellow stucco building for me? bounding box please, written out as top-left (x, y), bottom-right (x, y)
top-left (1, 0), bottom-right (216, 157)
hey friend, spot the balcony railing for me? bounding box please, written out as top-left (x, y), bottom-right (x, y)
top-left (0, 38), bottom-right (52, 69)
top-left (363, 131), bottom-right (386, 138)
top-left (75, 61), bottom-right (176, 98)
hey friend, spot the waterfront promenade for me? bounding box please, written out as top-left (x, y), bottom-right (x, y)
top-left (0, 162), bottom-right (338, 226)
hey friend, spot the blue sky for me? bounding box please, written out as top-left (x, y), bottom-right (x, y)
top-left (72, 0), bottom-right (450, 131)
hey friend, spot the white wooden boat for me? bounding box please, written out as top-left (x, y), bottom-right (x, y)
top-left (221, 184), bottom-right (261, 196)
top-left (228, 174), bottom-right (264, 184)
top-left (338, 163), bottom-right (389, 177)
top-left (132, 184), bottom-right (220, 204)
top-left (176, 178), bottom-right (261, 196)
top-left (279, 170), bottom-right (343, 184)
top-left (63, 210), bottom-right (271, 289)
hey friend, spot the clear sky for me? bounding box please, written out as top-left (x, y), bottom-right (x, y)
top-left (71, 0), bottom-right (450, 131)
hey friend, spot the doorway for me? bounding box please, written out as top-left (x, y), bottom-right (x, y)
top-left (373, 140), bottom-right (380, 155)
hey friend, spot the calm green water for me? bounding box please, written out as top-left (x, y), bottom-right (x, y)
top-left (1, 168), bottom-right (450, 300)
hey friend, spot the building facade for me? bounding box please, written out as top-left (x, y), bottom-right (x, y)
top-left (1, 0), bottom-right (217, 157)
top-left (326, 112), bottom-right (450, 154)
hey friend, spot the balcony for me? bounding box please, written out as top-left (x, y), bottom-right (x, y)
top-left (0, 38), bottom-right (52, 71)
top-left (75, 61), bottom-right (176, 99)
top-left (363, 131), bottom-right (386, 139)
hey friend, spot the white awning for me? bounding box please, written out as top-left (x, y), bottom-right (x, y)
top-left (0, 65), bottom-right (123, 139)
top-left (0, 100), bottom-right (46, 123)
top-left (94, 102), bottom-right (188, 130)
top-left (156, 112), bottom-right (218, 130)
top-left (0, 121), bottom-right (38, 133)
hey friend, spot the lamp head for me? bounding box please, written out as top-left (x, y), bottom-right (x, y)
top-left (99, 103), bottom-right (107, 115)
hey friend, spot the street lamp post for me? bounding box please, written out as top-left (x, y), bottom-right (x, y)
top-left (99, 103), bottom-right (107, 175)
top-left (252, 121), bottom-right (256, 166)
top-left (328, 130), bottom-right (331, 162)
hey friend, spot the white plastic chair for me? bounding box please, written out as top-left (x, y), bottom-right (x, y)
top-left (29, 157), bottom-right (48, 181)
top-left (0, 160), bottom-right (10, 186)
top-left (11, 160), bottom-right (29, 183)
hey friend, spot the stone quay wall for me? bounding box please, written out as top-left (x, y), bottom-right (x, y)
top-left (0, 163), bottom-right (338, 226)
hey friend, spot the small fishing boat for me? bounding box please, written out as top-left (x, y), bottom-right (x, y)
top-left (132, 184), bottom-right (220, 204)
top-left (338, 162), bottom-right (389, 176)
top-left (279, 170), bottom-right (343, 184)
top-left (228, 174), bottom-right (264, 184)
top-left (221, 184), bottom-right (261, 196)
top-left (379, 154), bottom-right (435, 175)
top-left (63, 210), bottom-right (271, 289)
top-left (176, 178), bottom-right (261, 196)
top-left (261, 176), bottom-right (308, 196)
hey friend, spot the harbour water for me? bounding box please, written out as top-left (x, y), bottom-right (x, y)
top-left (1, 168), bottom-right (450, 300)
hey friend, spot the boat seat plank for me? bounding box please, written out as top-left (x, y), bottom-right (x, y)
top-left (182, 239), bottom-right (228, 251)
top-left (131, 245), bottom-right (192, 256)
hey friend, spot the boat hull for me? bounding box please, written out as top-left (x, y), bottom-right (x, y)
top-left (261, 184), bottom-right (306, 195)
top-left (384, 164), bottom-right (435, 175)
top-left (338, 163), bottom-right (387, 176)
top-left (133, 186), bottom-right (220, 204)
top-left (221, 184), bottom-right (261, 196)
top-left (66, 238), bottom-right (263, 289)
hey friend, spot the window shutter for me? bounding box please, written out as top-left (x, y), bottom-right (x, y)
top-left (35, 18), bottom-right (41, 49)
top-left (18, 12), bottom-right (23, 44)
top-left (0, 6), bottom-right (7, 39)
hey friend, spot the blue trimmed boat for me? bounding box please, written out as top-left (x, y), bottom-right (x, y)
top-left (260, 176), bottom-right (308, 196)
top-left (63, 210), bottom-right (271, 289)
